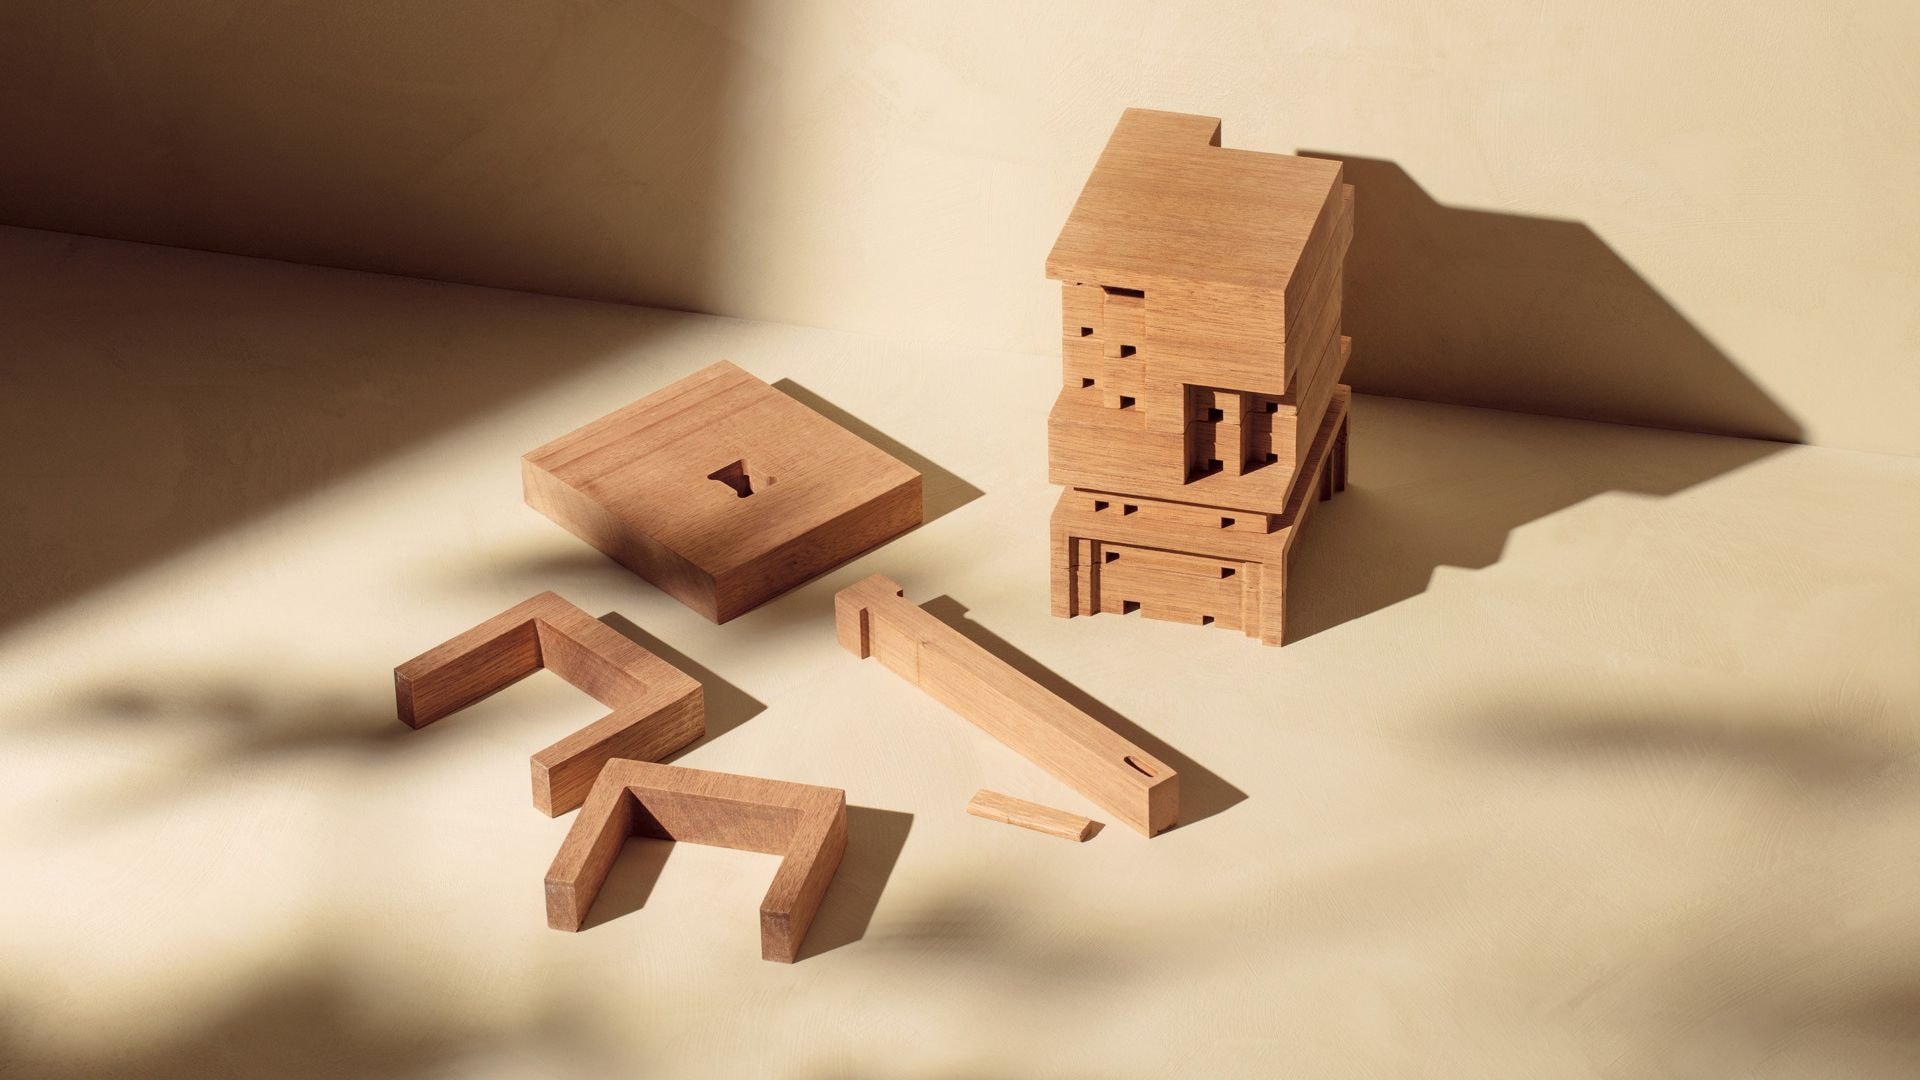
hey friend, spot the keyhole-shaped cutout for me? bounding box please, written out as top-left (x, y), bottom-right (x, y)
top-left (707, 460), bottom-right (759, 498)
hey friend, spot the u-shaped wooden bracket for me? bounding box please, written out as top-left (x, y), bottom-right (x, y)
top-left (544, 759), bottom-right (848, 963)
top-left (394, 592), bottom-right (705, 815)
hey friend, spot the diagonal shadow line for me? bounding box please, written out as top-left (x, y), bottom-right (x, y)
top-left (1234, 153), bottom-right (1811, 642)
top-left (578, 835), bottom-right (676, 930)
top-left (0, 2), bottom-right (754, 636)
top-left (799, 806), bottom-right (914, 959)
top-left (574, 805), bottom-right (912, 964)
top-left (0, 965), bottom-right (600, 1080)
top-left (596, 612), bottom-right (765, 758)
top-left (1281, 395), bottom-right (1790, 643)
top-left (1299, 152), bottom-right (1802, 444)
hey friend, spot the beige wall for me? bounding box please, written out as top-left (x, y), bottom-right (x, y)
top-left (4, 1), bottom-right (1917, 452)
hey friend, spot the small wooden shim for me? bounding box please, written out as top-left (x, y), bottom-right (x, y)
top-left (394, 592), bottom-right (704, 816)
top-left (544, 759), bottom-right (848, 964)
top-left (966, 789), bottom-right (1097, 842)
top-left (835, 575), bottom-right (1178, 836)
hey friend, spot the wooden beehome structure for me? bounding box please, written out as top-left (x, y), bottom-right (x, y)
top-left (1045, 109), bottom-right (1354, 646)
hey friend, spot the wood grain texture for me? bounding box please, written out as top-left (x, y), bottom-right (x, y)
top-left (1050, 337), bottom-right (1350, 511)
top-left (544, 759), bottom-right (847, 964)
top-left (523, 360), bottom-right (921, 623)
top-left (393, 592), bottom-right (704, 815)
top-left (1058, 188), bottom-right (1351, 438)
top-left (966, 789), bottom-right (1097, 842)
top-left (835, 575), bottom-right (1178, 836)
top-left (0, 5), bottom-right (1888, 452)
top-left (1053, 388), bottom-right (1351, 645)
top-left (1047, 108), bottom-right (1347, 393)
top-left (1142, 182), bottom-right (1353, 436)
top-left (10, 248), bottom-right (1910, 1078)
top-left (1045, 109), bottom-right (1354, 649)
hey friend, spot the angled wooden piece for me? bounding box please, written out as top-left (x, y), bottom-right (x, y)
top-left (966, 789), bottom-right (1097, 842)
top-left (394, 592), bottom-right (704, 815)
top-left (544, 760), bottom-right (847, 963)
top-left (523, 361), bottom-right (922, 623)
top-left (835, 576), bottom-right (1178, 836)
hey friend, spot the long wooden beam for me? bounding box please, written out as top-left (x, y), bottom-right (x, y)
top-left (834, 575), bottom-right (1178, 836)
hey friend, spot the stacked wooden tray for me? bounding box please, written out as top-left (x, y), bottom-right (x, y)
top-left (1044, 109), bottom-right (1354, 646)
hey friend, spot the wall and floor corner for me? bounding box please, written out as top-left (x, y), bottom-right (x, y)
top-left (0, 1), bottom-right (755, 633)
top-left (4, 1), bottom-right (1919, 453)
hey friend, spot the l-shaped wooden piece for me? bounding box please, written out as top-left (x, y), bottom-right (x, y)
top-left (834, 574), bottom-right (1178, 836)
top-left (393, 592), bottom-right (705, 816)
top-left (544, 759), bottom-right (848, 964)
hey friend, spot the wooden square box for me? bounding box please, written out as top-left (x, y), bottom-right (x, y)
top-left (1050, 387), bottom-right (1350, 646)
top-left (523, 361), bottom-right (922, 622)
top-left (1046, 108), bottom-right (1351, 398)
top-left (1048, 337), bottom-right (1350, 510)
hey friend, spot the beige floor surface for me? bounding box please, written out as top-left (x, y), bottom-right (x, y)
top-left (3, 226), bottom-right (1917, 1078)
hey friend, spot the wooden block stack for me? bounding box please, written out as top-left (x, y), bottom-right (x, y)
top-left (1044, 109), bottom-right (1354, 646)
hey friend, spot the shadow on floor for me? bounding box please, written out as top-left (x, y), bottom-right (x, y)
top-left (772, 379), bottom-right (986, 524)
top-left (574, 804), bottom-right (911, 962)
top-left (42, 681), bottom-right (406, 754)
top-left (1261, 153), bottom-right (1803, 641)
top-left (852, 893), bottom-right (1139, 987)
top-left (1301, 153), bottom-right (1804, 444)
top-left (598, 612), bottom-right (766, 757)
top-left (1282, 396), bottom-right (1790, 642)
top-left (800, 806), bottom-right (915, 959)
top-left (918, 596), bottom-right (1246, 829)
top-left (0, 229), bottom-right (656, 635)
top-left (30, 608), bottom-right (766, 826)
top-left (25, 682), bottom-right (414, 827)
top-left (0, 3), bottom-right (753, 635)
top-left (28, 671), bottom-right (561, 827)
top-left (0, 968), bottom-right (600, 1080)
top-left (1453, 700), bottom-right (1914, 787)
top-left (579, 836), bottom-right (677, 930)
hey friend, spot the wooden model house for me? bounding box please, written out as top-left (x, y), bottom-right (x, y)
top-left (1045, 109), bottom-right (1355, 645)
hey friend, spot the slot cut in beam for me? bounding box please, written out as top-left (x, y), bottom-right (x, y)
top-left (834, 574), bottom-right (1178, 836)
